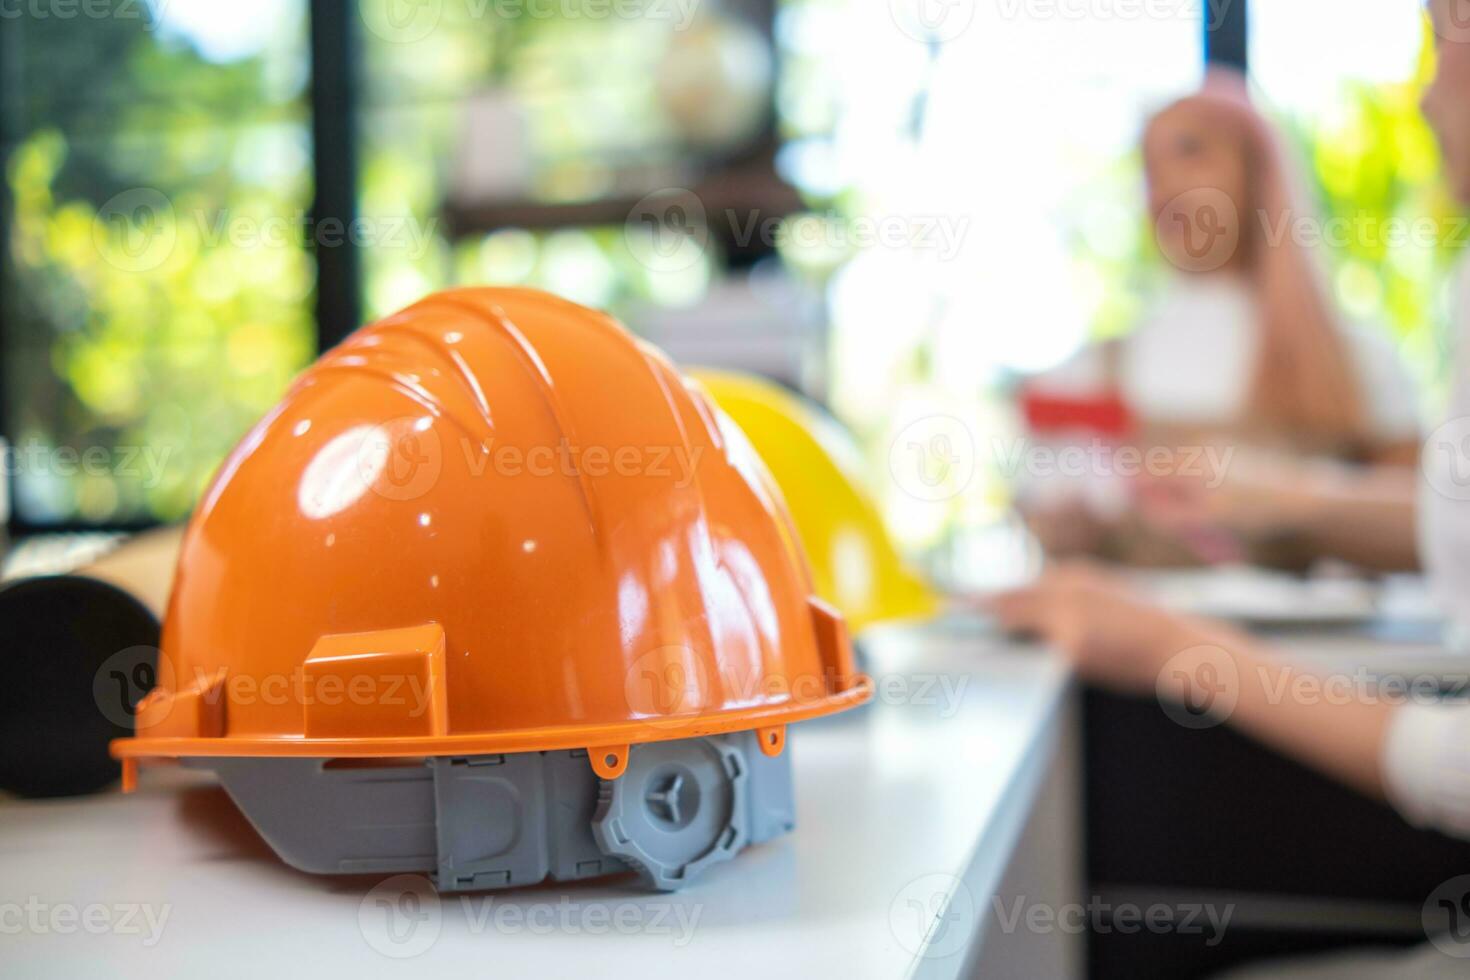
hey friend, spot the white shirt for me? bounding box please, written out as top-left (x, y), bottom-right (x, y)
top-left (1417, 265), bottom-right (1470, 639)
top-left (1382, 703), bottom-right (1470, 839)
top-left (1387, 261), bottom-right (1470, 841)
top-left (1038, 277), bottom-right (1423, 441)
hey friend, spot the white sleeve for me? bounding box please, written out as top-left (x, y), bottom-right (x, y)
top-left (1381, 701), bottom-right (1470, 840)
top-left (1345, 325), bottom-right (1423, 442)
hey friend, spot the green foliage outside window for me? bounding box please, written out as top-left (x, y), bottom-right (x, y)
top-left (4, 9), bottom-right (313, 524)
top-left (1278, 38), bottom-right (1464, 401)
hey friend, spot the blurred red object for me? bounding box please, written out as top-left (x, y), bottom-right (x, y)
top-left (1019, 387), bottom-right (1136, 439)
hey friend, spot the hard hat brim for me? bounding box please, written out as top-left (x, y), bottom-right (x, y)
top-left (111, 676), bottom-right (870, 766)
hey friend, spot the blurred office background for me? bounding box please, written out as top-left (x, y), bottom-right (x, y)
top-left (0, 0), bottom-right (1459, 559)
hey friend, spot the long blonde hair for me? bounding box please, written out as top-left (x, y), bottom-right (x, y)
top-left (1145, 71), bottom-right (1370, 454)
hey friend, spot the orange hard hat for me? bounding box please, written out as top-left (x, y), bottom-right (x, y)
top-left (113, 287), bottom-right (868, 891)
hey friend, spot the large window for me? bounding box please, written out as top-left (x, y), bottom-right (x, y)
top-left (1, 2), bottom-right (1457, 538)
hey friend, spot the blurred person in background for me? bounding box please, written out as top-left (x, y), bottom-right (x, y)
top-left (1021, 69), bottom-right (1422, 571)
top-left (995, 6), bottom-right (1470, 974)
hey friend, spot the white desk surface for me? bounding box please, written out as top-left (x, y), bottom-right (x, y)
top-left (6, 569), bottom-right (1452, 980)
top-left (0, 625), bottom-right (1072, 980)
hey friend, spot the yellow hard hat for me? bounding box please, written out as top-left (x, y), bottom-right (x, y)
top-left (691, 369), bottom-right (939, 633)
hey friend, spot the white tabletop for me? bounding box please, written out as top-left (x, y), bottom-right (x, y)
top-left (0, 623), bottom-right (1072, 980)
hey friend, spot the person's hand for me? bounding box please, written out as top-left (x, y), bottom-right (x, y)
top-left (1132, 449), bottom-right (1312, 550)
top-left (986, 563), bottom-right (1228, 696)
top-left (1016, 495), bottom-right (1110, 558)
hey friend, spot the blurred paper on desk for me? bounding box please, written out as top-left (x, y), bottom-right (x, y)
top-left (1129, 566), bottom-right (1384, 629)
top-left (633, 271), bottom-right (826, 395)
top-left (451, 90), bottom-right (532, 206)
